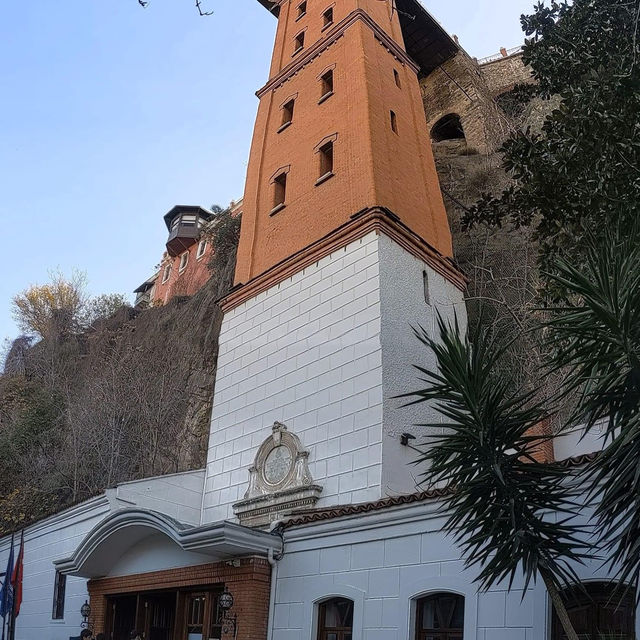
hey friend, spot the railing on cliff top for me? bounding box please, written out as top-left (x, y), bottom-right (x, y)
top-left (476, 45), bottom-right (524, 66)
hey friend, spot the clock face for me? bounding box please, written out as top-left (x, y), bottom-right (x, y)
top-left (264, 445), bottom-right (293, 485)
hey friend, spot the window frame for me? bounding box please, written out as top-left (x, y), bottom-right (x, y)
top-left (196, 239), bottom-right (207, 260)
top-left (271, 170), bottom-right (288, 215)
top-left (394, 68), bottom-right (402, 88)
top-left (279, 98), bottom-right (296, 132)
top-left (316, 138), bottom-right (335, 185)
top-left (551, 581), bottom-right (636, 640)
top-left (415, 592), bottom-right (465, 640)
top-left (52, 570), bottom-right (66, 620)
top-left (317, 598), bottom-right (354, 640)
top-left (293, 31), bottom-right (306, 55)
top-left (319, 69), bottom-right (334, 104)
top-left (179, 252), bottom-right (189, 272)
top-left (322, 7), bottom-right (334, 31)
top-left (296, 1), bottom-right (307, 20)
top-left (162, 264), bottom-right (172, 284)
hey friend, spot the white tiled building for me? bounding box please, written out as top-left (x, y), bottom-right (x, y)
top-left (0, 1), bottom-right (635, 640)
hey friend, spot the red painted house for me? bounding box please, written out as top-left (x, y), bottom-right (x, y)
top-left (134, 201), bottom-right (242, 307)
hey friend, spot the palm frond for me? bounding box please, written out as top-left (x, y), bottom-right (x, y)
top-left (544, 225), bottom-right (640, 590)
top-left (404, 315), bottom-right (590, 594)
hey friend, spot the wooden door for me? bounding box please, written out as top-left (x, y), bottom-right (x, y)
top-left (181, 592), bottom-right (223, 640)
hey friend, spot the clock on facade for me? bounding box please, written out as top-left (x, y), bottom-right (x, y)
top-left (233, 422), bottom-right (323, 527)
top-left (264, 445), bottom-right (294, 485)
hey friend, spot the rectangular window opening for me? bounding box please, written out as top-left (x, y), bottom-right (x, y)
top-left (196, 239), bottom-right (207, 259)
top-left (272, 172), bottom-right (287, 213)
top-left (319, 70), bottom-right (334, 102)
top-left (179, 252), bottom-right (189, 271)
top-left (394, 68), bottom-right (401, 88)
top-left (423, 270), bottom-right (431, 305)
top-left (294, 32), bottom-right (305, 54)
top-left (297, 1), bottom-right (307, 19)
top-left (323, 7), bottom-right (334, 29)
top-left (281, 99), bottom-right (295, 128)
top-left (390, 110), bottom-right (398, 134)
top-left (318, 141), bottom-right (334, 183)
top-left (162, 264), bottom-right (171, 284)
top-left (52, 571), bottom-right (66, 620)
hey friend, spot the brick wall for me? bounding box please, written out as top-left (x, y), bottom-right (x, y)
top-left (153, 239), bottom-right (213, 306)
top-left (88, 556), bottom-right (271, 640)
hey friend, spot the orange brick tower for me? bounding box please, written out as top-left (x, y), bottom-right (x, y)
top-left (203, 1), bottom-right (467, 524)
top-left (234, 0), bottom-right (460, 288)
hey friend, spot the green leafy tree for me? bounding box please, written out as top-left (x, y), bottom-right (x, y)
top-left (405, 318), bottom-right (587, 640)
top-left (466, 0), bottom-right (640, 299)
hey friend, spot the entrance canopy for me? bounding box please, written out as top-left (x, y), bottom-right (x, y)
top-left (55, 508), bottom-right (282, 579)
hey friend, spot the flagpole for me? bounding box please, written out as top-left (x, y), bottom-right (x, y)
top-left (0, 533), bottom-right (14, 640)
top-left (9, 531), bottom-right (23, 640)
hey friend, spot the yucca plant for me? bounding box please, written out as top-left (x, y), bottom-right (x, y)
top-left (404, 317), bottom-right (588, 640)
top-left (544, 227), bottom-right (640, 593)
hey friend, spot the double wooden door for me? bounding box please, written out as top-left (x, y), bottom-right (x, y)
top-left (107, 590), bottom-right (222, 640)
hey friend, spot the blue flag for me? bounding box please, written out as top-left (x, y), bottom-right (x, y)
top-left (0, 535), bottom-right (14, 620)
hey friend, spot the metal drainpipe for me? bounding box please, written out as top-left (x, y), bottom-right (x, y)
top-left (267, 523), bottom-right (285, 640)
top-left (266, 546), bottom-right (278, 640)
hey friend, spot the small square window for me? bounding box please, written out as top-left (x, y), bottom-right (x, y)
top-left (318, 141), bottom-right (334, 181)
top-left (162, 264), bottom-right (171, 284)
top-left (319, 70), bottom-right (334, 102)
top-left (294, 32), bottom-right (305, 54)
top-left (297, 1), bottom-right (307, 19)
top-left (196, 239), bottom-right (207, 259)
top-left (281, 99), bottom-right (295, 128)
top-left (272, 172), bottom-right (287, 213)
top-left (323, 7), bottom-right (334, 29)
top-left (390, 110), bottom-right (398, 134)
top-left (179, 252), bottom-right (189, 271)
top-left (394, 69), bottom-right (401, 88)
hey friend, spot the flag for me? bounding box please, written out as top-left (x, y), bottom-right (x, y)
top-left (0, 535), bottom-right (14, 621)
top-left (10, 533), bottom-right (23, 619)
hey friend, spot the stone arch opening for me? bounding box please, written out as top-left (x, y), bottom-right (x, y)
top-left (431, 113), bottom-right (465, 142)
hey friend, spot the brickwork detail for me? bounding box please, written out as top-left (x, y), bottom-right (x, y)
top-left (88, 556), bottom-right (271, 640)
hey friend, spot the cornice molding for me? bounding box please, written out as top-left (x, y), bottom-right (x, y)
top-left (256, 9), bottom-right (419, 98)
top-left (221, 207), bottom-right (466, 313)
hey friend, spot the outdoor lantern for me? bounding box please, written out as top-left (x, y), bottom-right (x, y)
top-left (80, 600), bottom-right (91, 627)
top-left (219, 588), bottom-right (234, 611)
top-left (217, 588), bottom-right (237, 638)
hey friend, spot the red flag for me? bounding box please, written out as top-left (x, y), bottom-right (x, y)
top-left (10, 532), bottom-right (23, 618)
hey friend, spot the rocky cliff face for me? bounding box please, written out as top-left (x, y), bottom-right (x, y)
top-left (0, 211), bottom-right (240, 535)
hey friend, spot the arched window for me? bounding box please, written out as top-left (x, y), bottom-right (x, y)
top-left (415, 593), bottom-right (464, 640)
top-left (552, 581), bottom-right (635, 639)
top-left (431, 114), bottom-right (465, 142)
top-left (317, 598), bottom-right (353, 640)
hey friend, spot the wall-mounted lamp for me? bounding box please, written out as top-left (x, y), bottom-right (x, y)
top-left (80, 600), bottom-right (91, 628)
top-left (218, 588), bottom-right (237, 638)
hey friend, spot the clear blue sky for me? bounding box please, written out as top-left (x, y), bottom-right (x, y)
top-left (0, 0), bottom-right (536, 346)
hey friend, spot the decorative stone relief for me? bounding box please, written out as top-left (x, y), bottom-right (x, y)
top-left (233, 422), bottom-right (322, 527)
